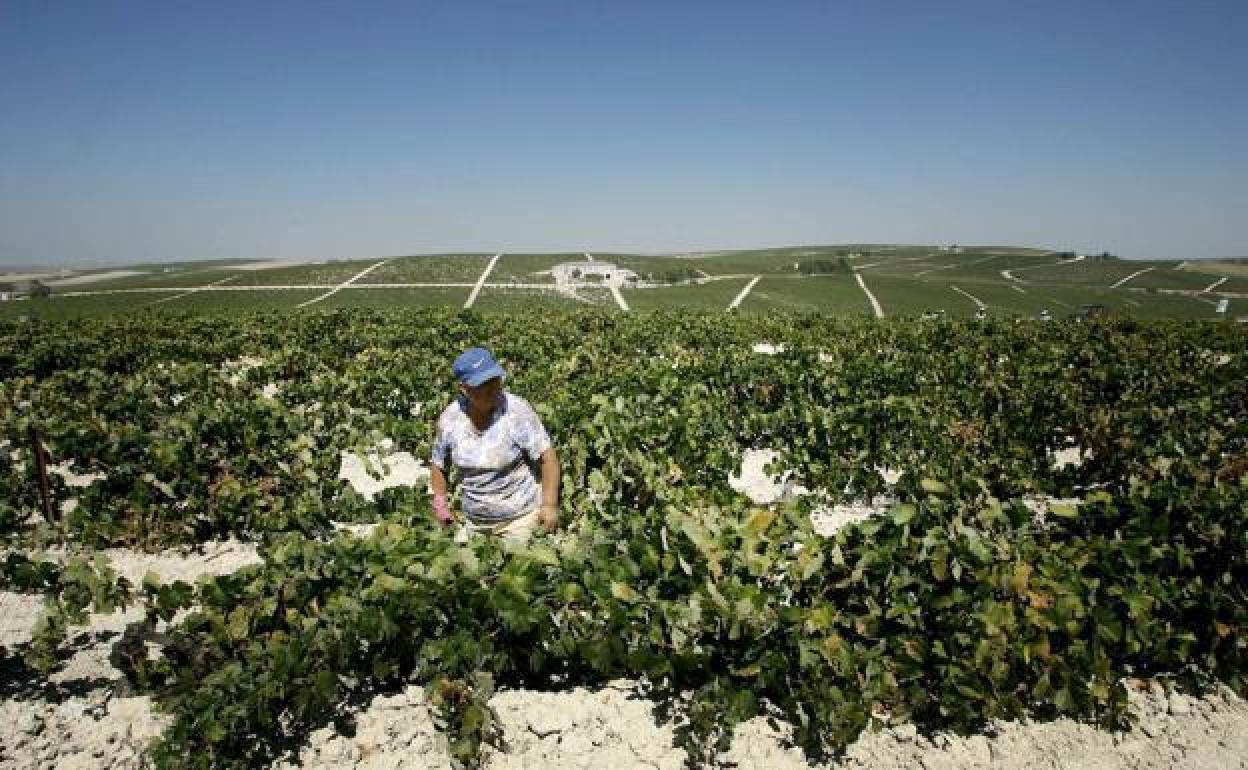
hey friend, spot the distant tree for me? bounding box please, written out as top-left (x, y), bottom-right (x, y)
top-left (651, 268), bottom-right (699, 284)
top-left (28, 280), bottom-right (51, 298)
top-left (797, 258), bottom-right (851, 275)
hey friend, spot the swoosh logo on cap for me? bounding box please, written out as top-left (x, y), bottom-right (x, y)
top-left (472, 359), bottom-right (484, 369)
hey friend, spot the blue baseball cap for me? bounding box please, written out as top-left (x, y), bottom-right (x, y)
top-left (452, 346), bottom-right (506, 387)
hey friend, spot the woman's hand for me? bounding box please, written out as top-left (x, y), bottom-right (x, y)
top-left (432, 493), bottom-right (454, 527)
top-left (538, 447), bottom-right (561, 534)
top-left (538, 503), bottom-right (559, 533)
top-left (429, 466), bottom-right (454, 527)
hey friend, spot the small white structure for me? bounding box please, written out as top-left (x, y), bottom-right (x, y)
top-left (549, 261), bottom-right (639, 289)
top-left (751, 342), bottom-right (786, 355)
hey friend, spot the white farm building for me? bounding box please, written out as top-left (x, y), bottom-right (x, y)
top-left (548, 262), bottom-right (639, 288)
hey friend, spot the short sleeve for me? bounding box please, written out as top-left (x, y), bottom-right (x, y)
top-left (512, 399), bottom-right (552, 460)
top-left (430, 417), bottom-right (452, 469)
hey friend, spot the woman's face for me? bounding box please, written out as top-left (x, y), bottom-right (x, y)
top-left (461, 376), bottom-right (502, 414)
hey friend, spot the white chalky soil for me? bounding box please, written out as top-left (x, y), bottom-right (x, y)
top-left (3, 652), bottom-right (1248, 770)
top-left (2, 537), bottom-right (1247, 769)
top-left (337, 439), bottom-right (430, 502)
top-left (1, 455), bottom-right (1244, 769)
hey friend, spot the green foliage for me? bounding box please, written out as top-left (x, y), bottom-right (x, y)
top-left (117, 468), bottom-right (1248, 768)
top-left (430, 673), bottom-right (501, 767)
top-left (1, 309), bottom-right (1246, 767)
top-left (0, 552), bottom-right (133, 672)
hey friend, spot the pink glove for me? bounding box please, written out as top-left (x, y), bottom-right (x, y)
top-left (432, 493), bottom-right (453, 525)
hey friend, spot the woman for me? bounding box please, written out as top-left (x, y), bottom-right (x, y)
top-left (429, 346), bottom-right (560, 541)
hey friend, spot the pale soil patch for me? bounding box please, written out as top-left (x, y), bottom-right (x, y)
top-left (271, 685), bottom-right (449, 770)
top-left (730, 449), bottom-right (796, 505)
top-left (876, 467), bottom-right (902, 485)
top-left (0, 693), bottom-right (167, 770)
top-left (9, 450), bottom-right (108, 490)
top-left (1, 443), bottom-right (1242, 767)
top-left (0, 272), bottom-right (59, 282)
top-left (1020, 496), bottom-right (1085, 529)
top-left (47, 460), bottom-right (106, 489)
top-left (809, 500), bottom-right (894, 537)
top-left (752, 342), bottom-right (787, 355)
top-left (221, 355), bottom-right (266, 384)
top-left (332, 521), bottom-right (383, 538)
top-left (268, 678), bottom-right (1248, 770)
top-left (0, 592), bottom-right (45, 650)
top-left (45, 270), bottom-right (149, 287)
top-left (485, 683), bottom-right (685, 770)
top-left (338, 439), bottom-right (430, 502)
top-left (2, 539), bottom-right (1246, 768)
top-left (1049, 446), bottom-right (1090, 471)
top-left (730, 448), bottom-right (1097, 538)
top-left (3, 671), bottom-right (1245, 770)
top-left (224, 259), bottom-right (328, 271)
top-left (731, 450), bottom-right (903, 535)
top-left (824, 683), bottom-right (1248, 770)
top-left (0, 540), bottom-right (263, 770)
top-left (1200, 349), bottom-right (1235, 366)
top-left (31, 460), bottom-right (106, 517)
top-left (1177, 260), bottom-right (1248, 278)
top-left (0, 540), bottom-right (262, 651)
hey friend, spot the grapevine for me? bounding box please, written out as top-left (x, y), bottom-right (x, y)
top-left (0, 309), bottom-right (1244, 767)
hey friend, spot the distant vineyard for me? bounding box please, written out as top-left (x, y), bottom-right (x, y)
top-left (2, 310), bottom-right (1246, 768)
top-left (4, 245), bottom-right (1240, 320)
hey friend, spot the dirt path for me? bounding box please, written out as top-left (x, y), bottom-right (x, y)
top-left (146, 274), bottom-right (240, 305)
top-left (463, 253), bottom-right (504, 309)
top-left (1109, 267), bottom-right (1155, 289)
top-left (950, 285), bottom-right (986, 308)
top-left (915, 254), bottom-right (999, 278)
top-left (1201, 276), bottom-right (1228, 293)
top-left (609, 285), bottom-right (630, 311)
top-left (728, 276), bottom-right (762, 310)
top-left (297, 259), bottom-right (391, 308)
top-left (1002, 254), bottom-right (1085, 283)
top-left (854, 273), bottom-right (884, 318)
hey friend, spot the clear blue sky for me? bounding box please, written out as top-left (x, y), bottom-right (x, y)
top-left (1, 0), bottom-right (1245, 266)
